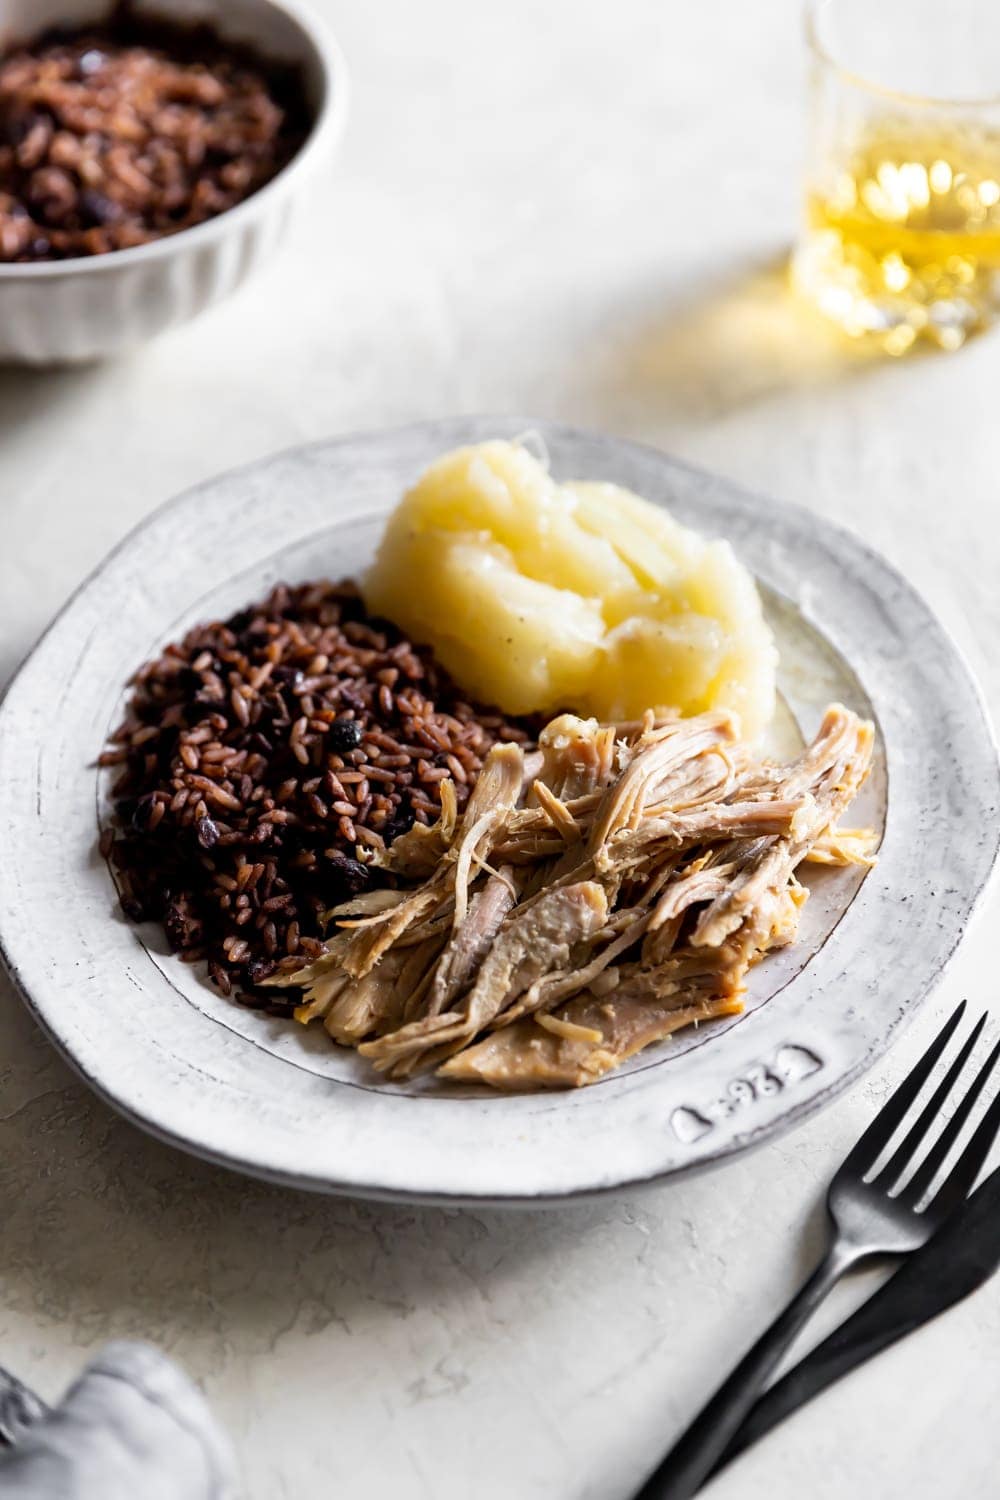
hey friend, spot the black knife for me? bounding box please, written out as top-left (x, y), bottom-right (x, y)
top-left (710, 1162), bottom-right (1000, 1481)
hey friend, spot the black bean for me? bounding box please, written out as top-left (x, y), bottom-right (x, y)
top-left (196, 816), bottom-right (220, 848)
top-left (275, 666), bottom-right (305, 691)
top-left (80, 188), bottom-right (122, 226)
top-left (247, 958), bottom-right (277, 986)
top-left (326, 851), bottom-right (371, 895)
top-left (327, 717), bottom-right (363, 752)
top-left (382, 792), bottom-right (416, 845)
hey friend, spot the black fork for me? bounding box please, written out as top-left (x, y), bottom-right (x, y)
top-left (633, 1002), bottom-right (1000, 1499)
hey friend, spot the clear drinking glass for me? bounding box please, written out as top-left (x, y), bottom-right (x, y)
top-left (794, 0), bottom-right (1000, 352)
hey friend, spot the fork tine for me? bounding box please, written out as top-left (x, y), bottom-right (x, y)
top-left (921, 1042), bottom-right (1000, 1217)
top-left (873, 1013), bottom-right (987, 1191)
top-left (839, 1002), bottom-right (966, 1178)
top-left (900, 1032), bottom-right (1000, 1206)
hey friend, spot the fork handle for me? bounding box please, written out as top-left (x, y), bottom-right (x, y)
top-left (633, 1241), bottom-right (857, 1500)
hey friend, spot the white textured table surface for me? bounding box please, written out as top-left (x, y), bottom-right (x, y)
top-left (2, 2), bottom-right (999, 1496)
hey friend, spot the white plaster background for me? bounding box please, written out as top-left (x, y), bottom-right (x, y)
top-left (1, 2), bottom-right (998, 1495)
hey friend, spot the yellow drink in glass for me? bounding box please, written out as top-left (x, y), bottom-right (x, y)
top-left (797, 0), bottom-right (1000, 351)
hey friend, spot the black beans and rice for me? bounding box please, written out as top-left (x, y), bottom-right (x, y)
top-left (101, 581), bottom-right (532, 1007)
top-left (0, 9), bottom-right (308, 263)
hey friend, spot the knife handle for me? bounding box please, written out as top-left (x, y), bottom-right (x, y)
top-left (632, 1243), bottom-right (854, 1500)
top-left (713, 1297), bottom-right (907, 1472)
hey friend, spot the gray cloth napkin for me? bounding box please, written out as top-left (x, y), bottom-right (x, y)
top-left (0, 1341), bottom-right (237, 1499)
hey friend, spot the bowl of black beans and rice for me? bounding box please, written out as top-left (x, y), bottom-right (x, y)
top-left (0, 0), bottom-right (348, 361)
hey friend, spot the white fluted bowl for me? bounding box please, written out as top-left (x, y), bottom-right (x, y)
top-left (0, 0), bottom-right (347, 364)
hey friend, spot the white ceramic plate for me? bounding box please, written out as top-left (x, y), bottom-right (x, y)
top-left (1, 419), bottom-right (997, 1204)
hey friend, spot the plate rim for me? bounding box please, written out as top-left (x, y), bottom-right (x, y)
top-left (1, 415), bottom-right (998, 1204)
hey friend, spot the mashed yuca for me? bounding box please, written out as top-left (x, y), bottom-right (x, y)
top-left (365, 441), bottom-right (777, 736)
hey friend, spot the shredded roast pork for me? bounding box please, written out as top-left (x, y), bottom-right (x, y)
top-left (271, 704), bottom-right (877, 1090)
